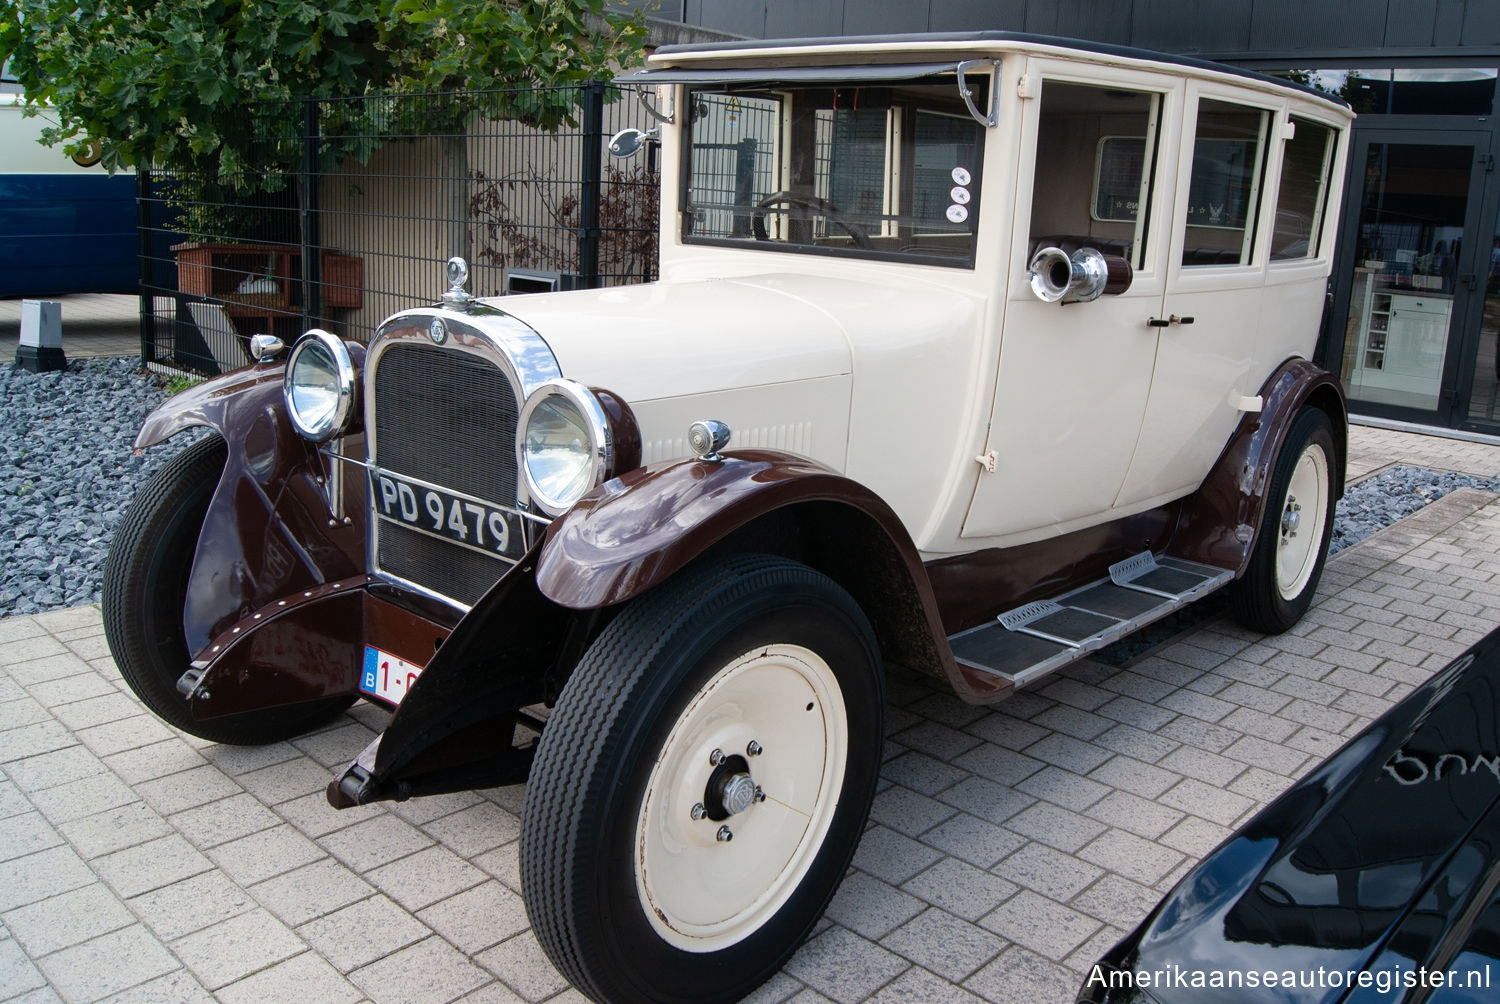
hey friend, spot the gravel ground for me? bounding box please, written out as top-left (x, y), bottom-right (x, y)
top-left (2, 361), bottom-right (1499, 622)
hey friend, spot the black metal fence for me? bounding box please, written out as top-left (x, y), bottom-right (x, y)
top-left (139, 83), bottom-right (660, 374)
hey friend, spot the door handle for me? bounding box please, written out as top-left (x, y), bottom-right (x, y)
top-left (1147, 315), bottom-right (1195, 328)
top-left (1171, 314), bottom-right (1194, 325)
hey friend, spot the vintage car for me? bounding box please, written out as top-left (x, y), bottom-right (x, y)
top-left (101, 31), bottom-right (1354, 1004)
top-left (1077, 626), bottom-right (1500, 1004)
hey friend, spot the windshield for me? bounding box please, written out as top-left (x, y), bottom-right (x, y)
top-left (681, 76), bottom-right (986, 267)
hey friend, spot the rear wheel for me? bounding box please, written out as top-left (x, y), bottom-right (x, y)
top-left (102, 435), bottom-right (353, 744)
top-left (521, 554), bottom-right (884, 1004)
top-left (1231, 407), bottom-right (1337, 633)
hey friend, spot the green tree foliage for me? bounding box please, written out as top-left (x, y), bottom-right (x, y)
top-left (0, 0), bottom-right (646, 187)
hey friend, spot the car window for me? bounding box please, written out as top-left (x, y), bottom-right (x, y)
top-left (1029, 81), bottom-right (1163, 271)
top-left (682, 77), bottom-right (985, 267)
top-left (1270, 117), bottom-right (1335, 262)
top-left (1181, 98), bottom-right (1271, 267)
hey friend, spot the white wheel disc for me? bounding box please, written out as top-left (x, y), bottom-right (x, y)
top-left (634, 643), bottom-right (848, 952)
top-left (1275, 439), bottom-right (1330, 600)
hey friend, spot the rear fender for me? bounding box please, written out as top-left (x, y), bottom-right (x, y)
top-left (535, 450), bottom-right (1005, 703)
top-left (1170, 358), bottom-right (1347, 574)
top-left (135, 357), bottom-right (367, 657)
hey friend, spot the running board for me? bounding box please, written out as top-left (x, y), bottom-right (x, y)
top-left (948, 553), bottom-right (1232, 689)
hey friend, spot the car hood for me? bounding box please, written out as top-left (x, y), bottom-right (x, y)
top-left (1096, 632), bottom-right (1500, 1004)
top-left (485, 275), bottom-right (855, 403)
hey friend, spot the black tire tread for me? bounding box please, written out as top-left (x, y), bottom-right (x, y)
top-left (521, 554), bottom-right (880, 1004)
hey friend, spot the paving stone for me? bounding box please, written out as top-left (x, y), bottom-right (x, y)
top-left (421, 801), bottom-right (521, 858)
top-left (210, 822), bottom-right (327, 885)
top-left (366, 843), bottom-right (486, 912)
top-left (215, 950), bottom-right (362, 1004)
top-left (993, 842), bottom-right (1104, 902)
top-left (235, 756), bottom-right (334, 805)
top-left (0, 780), bottom-right (30, 819)
top-left (1222, 735), bottom-right (1310, 775)
top-left (57, 800), bottom-right (171, 859)
top-left (1158, 744), bottom-right (1245, 786)
top-left (852, 825), bottom-right (943, 885)
top-left (94, 832), bottom-right (213, 898)
top-left (135, 764), bottom-right (243, 815)
top-left (1159, 815), bottom-right (1233, 857)
top-left (0, 635), bottom-right (69, 664)
top-left (476, 930), bottom-right (570, 1002)
top-left (35, 925), bottom-right (178, 1002)
top-left (1079, 829), bottom-right (1184, 886)
top-left (784, 926), bottom-right (909, 1004)
top-left (172, 907), bottom-right (306, 990)
top-left (298, 894), bottom-right (431, 973)
top-left (128, 870), bottom-right (256, 942)
top-left (75, 714), bottom-right (174, 758)
top-left (1021, 735), bottom-right (1112, 775)
top-left (825, 871), bottom-right (926, 940)
top-left (890, 721), bottom-right (983, 761)
top-left (0, 696), bottom-right (50, 732)
top-left (0, 810), bottom-right (62, 862)
top-left (1227, 766), bottom-right (1298, 803)
top-left (389, 790), bottom-right (485, 827)
top-left (1063, 923), bottom-right (1129, 977)
top-left (293, 722), bottom-right (380, 769)
top-left (251, 857), bottom-right (376, 928)
top-left (0, 937), bottom-right (47, 999)
top-left (1072, 873), bottom-right (1162, 930)
top-left (880, 752), bottom-right (967, 797)
top-left (7, 653), bottom-right (93, 688)
top-left (867, 965), bottom-right (985, 1004)
top-left (1094, 695), bottom-right (1177, 731)
top-left (320, 813), bottom-right (435, 873)
top-left (964, 712), bottom-right (1051, 751)
top-left (104, 738), bottom-right (210, 784)
top-left (2, 882), bottom-right (133, 957)
top-left (901, 858), bottom-right (1017, 922)
top-left (0, 721), bottom-right (76, 765)
top-left (451, 982), bottom-right (528, 1004)
top-left (1086, 754), bottom-right (1178, 799)
top-left (199, 741), bottom-right (302, 777)
top-left (951, 742), bottom-right (1046, 787)
top-left (1159, 779), bottom-right (1255, 827)
top-left (170, 792), bottom-right (281, 849)
top-left (51, 692), bottom-right (141, 732)
top-left (28, 769), bottom-right (138, 824)
top-left (277, 789), bottom-right (387, 839)
top-left (1092, 724), bottom-right (1179, 763)
top-left (919, 812), bottom-right (1026, 869)
top-left (909, 693), bottom-right (991, 729)
top-left (0, 844), bottom-right (94, 911)
top-left (1015, 766), bottom-right (1110, 813)
top-left (1084, 790), bottom-right (1184, 840)
top-left (870, 784), bottom-right (957, 837)
top-left (964, 944), bottom-right (1083, 1003)
top-left (472, 839), bottom-right (523, 892)
top-left (1003, 801), bottom-right (1107, 854)
top-left (935, 776), bottom-right (1035, 826)
top-left (883, 908), bottom-right (1006, 983)
top-left (1288, 726), bottom-right (1348, 760)
top-left (416, 880), bottom-right (530, 954)
top-left (350, 934), bottom-right (491, 1004)
top-left (979, 891), bottom-right (1100, 960)
top-left (30, 672), bottom-right (118, 709)
top-left (1030, 705), bottom-right (1112, 741)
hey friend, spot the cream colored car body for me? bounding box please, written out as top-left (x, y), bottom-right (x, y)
top-left (498, 35), bottom-right (1352, 560)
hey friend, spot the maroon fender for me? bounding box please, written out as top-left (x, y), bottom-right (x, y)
top-left (1169, 357), bottom-right (1347, 574)
top-left (133, 353), bottom-right (367, 658)
top-left (535, 450), bottom-right (1006, 703)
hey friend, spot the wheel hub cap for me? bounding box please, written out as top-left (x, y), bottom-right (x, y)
top-left (719, 772), bottom-right (757, 815)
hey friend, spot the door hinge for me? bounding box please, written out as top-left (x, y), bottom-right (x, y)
top-left (1481, 153), bottom-right (1495, 172)
top-left (975, 451), bottom-right (997, 473)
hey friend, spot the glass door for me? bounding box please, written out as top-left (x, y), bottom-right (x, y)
top-left (1332, 130), bottom-right (1490, 424)
top-left (1460, 199), bottom-right (1500, 429)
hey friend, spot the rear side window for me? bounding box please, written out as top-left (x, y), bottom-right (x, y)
top-left (1271, 118), bottom-right (1335, 261)
top-left (1181, 98), bottom-right (1270, 267)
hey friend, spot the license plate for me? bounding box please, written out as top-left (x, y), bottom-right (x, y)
top-left (370, 470), bottom-right (525, 559)
top-left (361, 646), bottom-right (423, 705)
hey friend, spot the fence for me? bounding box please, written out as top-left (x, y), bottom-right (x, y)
top-left (138, 82), bottom-right (660, 375)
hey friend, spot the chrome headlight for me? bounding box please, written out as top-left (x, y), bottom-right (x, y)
top-left (283, 329), bottom-right (355, 442)
top-left (518, 379), bottom-right (612, 516)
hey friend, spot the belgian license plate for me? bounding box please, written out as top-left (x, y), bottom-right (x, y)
top-left (370, 470), bottom-right (525, 559)
top-left (361, 645), bottom-right (423, 705)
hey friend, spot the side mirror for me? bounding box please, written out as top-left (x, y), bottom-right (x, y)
top-left (608, 127), bottom-right (659, 158)
top-left (1027, 246), bottom-right (1133, 304)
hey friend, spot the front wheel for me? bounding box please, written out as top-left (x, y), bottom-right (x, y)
top-left (520, 554), bottom-right (884, 1004)
top-left (1231, 407), bottom-right (1338, 633)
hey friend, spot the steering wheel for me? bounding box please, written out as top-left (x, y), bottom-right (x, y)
top-left (750, 192), bottom-right (874, 250)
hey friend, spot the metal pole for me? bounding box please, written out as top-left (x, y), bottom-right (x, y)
top-left (137, 170), bottom-right (155, 363)
top-left (301, 97), bottom-right (322, 325)
top-left (579, 81), bottom-right (605, 289)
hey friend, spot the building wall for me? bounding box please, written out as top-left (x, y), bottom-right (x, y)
top-left (677, 0), bottom-right (1500, 61)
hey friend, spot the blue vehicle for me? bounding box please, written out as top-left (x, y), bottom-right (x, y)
top-left (0, 78), bottom-right (137, 297)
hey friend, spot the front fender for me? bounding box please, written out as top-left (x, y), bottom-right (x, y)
top-left (135, 356), bottom-right (366, 657)
top-left (535, 451), bottom-right (1004, 702)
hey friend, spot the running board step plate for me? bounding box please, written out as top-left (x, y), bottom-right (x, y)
top-left (950, 554), bottom-right (1232, 690)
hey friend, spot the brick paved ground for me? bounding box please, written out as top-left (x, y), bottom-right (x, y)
top-left (4, 424), bottom-right (1500, 1004)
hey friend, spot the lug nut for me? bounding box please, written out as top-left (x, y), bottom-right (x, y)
top-left (690, 803), bottom-right (707, 821)
top-left (754, 786), bottom-right (766, 803)
top-left (716, 826), bottom-right (733, 842)
top-left (747, 741), bottom-right (763, 757)
top-left (709, 748), bottom-right (725, 766)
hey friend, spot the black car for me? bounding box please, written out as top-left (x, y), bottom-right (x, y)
top-left (1079, 628), bottom-right (1500, 1004)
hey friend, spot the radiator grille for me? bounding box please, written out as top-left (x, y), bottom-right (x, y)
top-left (372, 343), bottom-right (520, 604)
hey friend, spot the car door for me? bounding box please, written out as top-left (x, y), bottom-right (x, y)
top-left (962, 63), bottom-right (1179, 542)
top-left (1115, 84), bottom-right (1290, 509)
